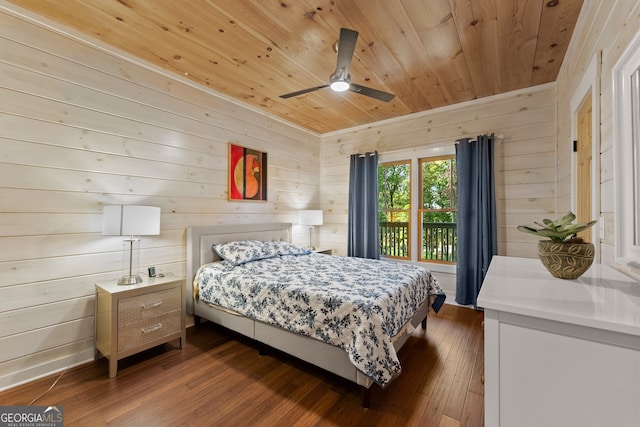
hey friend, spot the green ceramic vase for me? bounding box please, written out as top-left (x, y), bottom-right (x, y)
top-left (537, 240), bottom-right (595, 280)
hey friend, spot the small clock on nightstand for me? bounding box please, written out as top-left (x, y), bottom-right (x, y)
top-left (95, 275), bottom-right (186, 378)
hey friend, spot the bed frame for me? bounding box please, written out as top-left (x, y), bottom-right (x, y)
top-left (186, 223), bottom-right (430, 407)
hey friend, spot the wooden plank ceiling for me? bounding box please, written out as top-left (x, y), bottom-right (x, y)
top-left (8, 0), bottom-right (583, 134)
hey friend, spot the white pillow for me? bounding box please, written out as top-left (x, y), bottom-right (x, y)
top-left (265, 240), bottom-right (311, 256)
top-left (213, 240), bottom-right (275, 266)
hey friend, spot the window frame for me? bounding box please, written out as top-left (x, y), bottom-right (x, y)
top-left (613, 28), bottom-right (640, 268)
top-left (418, 154), bottom-right (457, 264)
top-left (378, 146), bottom-right (456, 274)
top-left (378, 159), bottom-right (412, 260)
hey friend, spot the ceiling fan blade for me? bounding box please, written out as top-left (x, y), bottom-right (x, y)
top-left (335, 28), bottom-right (358, 73)
top-left (279, 84), bottom-right (330, 99)
top-left (349, 83), bottom-right (395, 102)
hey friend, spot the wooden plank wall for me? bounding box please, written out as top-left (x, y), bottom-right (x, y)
top-left (320, 83), bottom-right (558, 281)
top-left (555, 0), bottom-right (640, 281)
top-left (6, 0), bottom-right (640, 394)
top-left (0, 6), bottom-right (321, 390)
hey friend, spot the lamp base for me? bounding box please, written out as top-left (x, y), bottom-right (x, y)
top-left (308, 226), bottom-right (315, 250)
top-left (118, 275), bottom-right (143, 286)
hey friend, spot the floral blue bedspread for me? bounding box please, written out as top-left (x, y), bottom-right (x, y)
top-left (195, 253), bottom-right (446, 387)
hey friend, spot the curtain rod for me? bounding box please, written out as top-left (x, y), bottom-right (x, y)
top-left (456, 133), bottom-right (504, 141)
top-left (351, 151), bottom-right (378, 158)
top-left (348, 133), bottom-right (504, 158)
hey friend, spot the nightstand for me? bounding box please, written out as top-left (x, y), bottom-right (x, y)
top-left (313, 248), bottom-right (332, 255)
top-left (95, 275), bottom-right (186, 378)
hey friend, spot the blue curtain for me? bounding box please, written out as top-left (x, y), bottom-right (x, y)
top-left (455, 134), bottom-right (497, 307)
top-left (348, 152), bottom-right (380, 259)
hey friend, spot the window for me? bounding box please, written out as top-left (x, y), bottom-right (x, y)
top-left (377, 151), bottom-right (458, 266)
top-left (613, 30), bottom-right (640, 266)
top-left (378, 161), bottom-right (411, 259)
top-left (419, 155), bottom-right (457, 263)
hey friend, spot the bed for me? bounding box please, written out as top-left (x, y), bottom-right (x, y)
top-left (186, 223), bottom-right (445, 406)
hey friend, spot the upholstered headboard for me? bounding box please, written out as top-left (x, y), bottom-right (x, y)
top-left (185, 223), bottom-right (292, 314)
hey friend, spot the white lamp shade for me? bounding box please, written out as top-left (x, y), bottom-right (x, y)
top-left (298, 210), bottom-right (323, 226)
top-left (103, 205), bottom-right (161, 236)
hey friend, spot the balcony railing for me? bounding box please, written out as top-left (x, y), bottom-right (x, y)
top-left (379, 221), bottom-right (457, 263)
top-left (379, 221), bottom-right (409, 258)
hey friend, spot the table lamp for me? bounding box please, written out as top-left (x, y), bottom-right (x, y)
top-left (103, 205), bottom-right (161, 285)
top-left (298, 209), bottom-right (323, 249)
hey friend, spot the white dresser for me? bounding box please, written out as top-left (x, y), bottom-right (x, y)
top-left (477, 256), bottom-right (640, 427)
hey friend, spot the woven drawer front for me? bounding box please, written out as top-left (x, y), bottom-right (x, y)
top-left (117, 311), bottom-right (181, 352)
top-left (118, 287), bottom-right (181, 324)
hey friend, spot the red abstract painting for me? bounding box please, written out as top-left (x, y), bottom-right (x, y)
top-left (228, 143), bottom-right (268, 201)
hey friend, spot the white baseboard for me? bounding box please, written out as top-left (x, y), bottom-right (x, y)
top-left (0, 348), bottom-right (94, 393)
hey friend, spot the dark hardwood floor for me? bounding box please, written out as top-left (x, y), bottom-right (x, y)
top-left (0, 304), bottom-right (484, 426)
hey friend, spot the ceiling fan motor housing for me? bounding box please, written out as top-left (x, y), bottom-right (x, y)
top-left (330, 69), bottom-right (351, 91)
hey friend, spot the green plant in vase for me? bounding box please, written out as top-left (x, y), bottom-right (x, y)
top-left (517, 212), bottom-right (598, 279)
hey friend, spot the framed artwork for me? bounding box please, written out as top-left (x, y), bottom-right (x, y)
top-left (228, 143), bottom-right (268, 201)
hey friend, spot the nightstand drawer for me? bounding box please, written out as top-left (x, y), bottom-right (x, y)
top-left (118, 310), bottom-right (182, 352)
top-left (118, 287), bottom-right (181, 324)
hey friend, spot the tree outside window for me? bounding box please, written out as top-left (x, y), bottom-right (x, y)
top-left (378, 161), bottom-right (410, 259)
top-left (419, 155), bottom-right (457, 263)
top-left (377, 155), bottom-right (457, 264)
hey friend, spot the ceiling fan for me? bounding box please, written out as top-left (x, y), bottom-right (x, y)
top-left (279, 28), bottom-right (395, 102)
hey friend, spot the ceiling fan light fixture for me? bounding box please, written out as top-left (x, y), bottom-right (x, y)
top-left (330, 80), bottom-right (350, 92)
